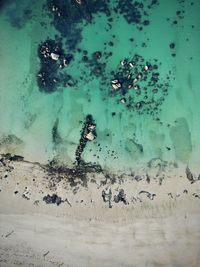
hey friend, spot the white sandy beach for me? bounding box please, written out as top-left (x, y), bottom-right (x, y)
top-left (0, 156), bottom-right (200, 267)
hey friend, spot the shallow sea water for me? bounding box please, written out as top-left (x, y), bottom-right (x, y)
top-left (0, 0), bottom-right (200, 172)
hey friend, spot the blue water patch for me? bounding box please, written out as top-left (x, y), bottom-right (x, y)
top-left (0, 0), bottom-right (200, 171)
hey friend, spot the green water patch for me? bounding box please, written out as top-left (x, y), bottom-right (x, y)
top-left (0, 134), bottom-right (24, 154)
top-left (170, 117), bottom-right (192, 163)
top-left (124, 138), bottom-right (143, 160)
top-left (149, 130), bottom-right (165, 159)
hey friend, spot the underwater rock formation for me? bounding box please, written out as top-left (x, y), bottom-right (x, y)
top-left (75, 114), bottom-right (97, 165)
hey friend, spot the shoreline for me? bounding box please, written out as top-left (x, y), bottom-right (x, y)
top-left (0, 153), bottom-right (200, 210)
top-left (0, 153), bottom-right (200, 266)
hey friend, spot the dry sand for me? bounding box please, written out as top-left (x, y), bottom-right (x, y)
top-left (0, 155), bottom-right (200, 267)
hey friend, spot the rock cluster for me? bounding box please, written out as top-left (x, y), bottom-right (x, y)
top-left (110, 54), bottom-right (171, 118)
top-left (43, 193), bottom-right (63, 205)
top-left (75, 115), bottom-right (97, 165)
top-left (37, 39), bottom-right (74, 92)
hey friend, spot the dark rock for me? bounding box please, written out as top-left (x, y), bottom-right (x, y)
top-left (114, 189), bottom-right (127, 204)
top-left (186, 166), bottom-right (194, 183)
top-left (169, 43), bottom-right (175, 49)
top-left (43, 194), bottom-right (63, 206)
top-left (37, 39), bottom-right (64, 92)
top-left (10, 154), bottom-right (24, 161)
top-left (82, 55), bottom-right (89, 62)
top-left (135, 175), bottom-right (142, 182)
top-left (146, 174), bottom-right (150, 183)
top-left (75, 114), bottom-right (96, 165)
top-left (110, 53), bottom-right (171, 118)
top-left (143, 20), bottom-right (150, 25)
top-left (108, 41), bottom-right (114, 46)
top-left (0, 153), bottom-right (24, 162)
top-left (102, 187), bottom-right (112, 208)
top-left (92, 51), bottom-right (102, 60)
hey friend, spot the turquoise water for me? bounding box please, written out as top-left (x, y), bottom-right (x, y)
top-left (0, 0), bottom-right (200, 171)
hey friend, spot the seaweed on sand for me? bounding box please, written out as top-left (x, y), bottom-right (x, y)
top-left (46, 160), bottom-right (103, 187)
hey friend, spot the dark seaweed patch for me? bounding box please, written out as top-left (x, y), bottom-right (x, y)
top-left (37, 39), bottom-right (63, 92)
top-left (46, 0), bottom-right (110, 49)
top-left (37, 38), bottom-right (75, 93)
top-left (46, 160), bottom-right (102, 187)
top-left (38, 0), bottom-right (111, 92)
top-left (52, 118), bottom-right (62, 144)
top-left (116, 0), bottom-right (158, 28)
top-left (4, 0), bottom-right (33, 29)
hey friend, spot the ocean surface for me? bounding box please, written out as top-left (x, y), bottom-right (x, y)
top-left (0, 0), bottom-right (200, 172)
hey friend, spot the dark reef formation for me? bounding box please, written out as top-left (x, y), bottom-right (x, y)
top-left (2, 0), bottom-right (33, 29)
top-left (52, 118), bottom-right (62, 144)
top-left (46, 0), bottom-right (110, 49)
top-left (117, 0), bottom-right (158, 28)
top-left (37, 38), bottom-right (74, 92)
top-left (109, 54), bottom-right (171, 117)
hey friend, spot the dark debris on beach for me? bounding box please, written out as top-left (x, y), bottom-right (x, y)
top-left (43, 193), bottom-right (63, 205)
top-left (46, 159), bottom-right (103, 188)
top-left (1, 153), bottom-right (200, 208)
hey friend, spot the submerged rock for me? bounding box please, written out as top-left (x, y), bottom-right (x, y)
top-left (117, 0), bottom-right (158, 26)
top-left (110, 53), bottom-right (171, 118)
top-left (75, 114), bottom-right (97, 164)
top-left (37, 38), bottom-right (74, 93)
top-left (47, 0), bottom-right (110, 49)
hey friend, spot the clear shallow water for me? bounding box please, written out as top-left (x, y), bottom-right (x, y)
top-left (0, 0), bottom-right (200, 171)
